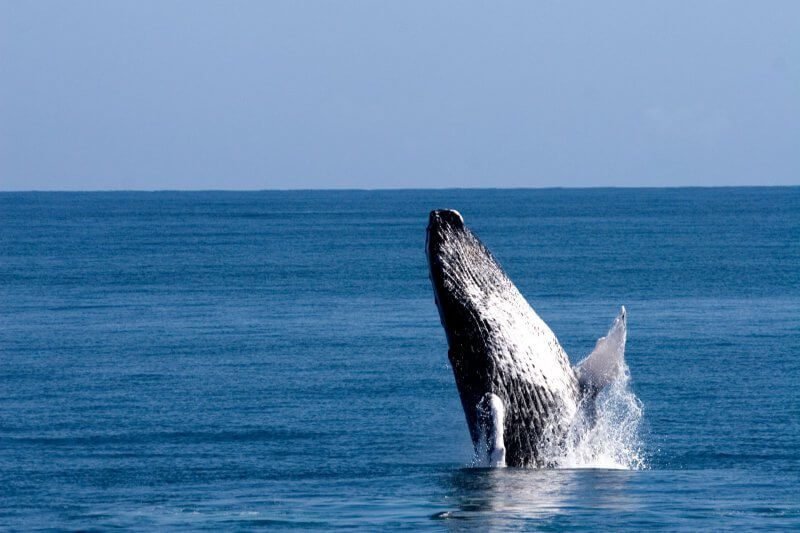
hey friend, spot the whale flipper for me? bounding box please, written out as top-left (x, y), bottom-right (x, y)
top-left (475, 393), bottom-right (506, 467)
top-left (575, 306), bottom-right (627, 394)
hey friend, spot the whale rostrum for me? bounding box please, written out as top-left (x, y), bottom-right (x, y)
top-left (426, 209), bottom-right (626, 467)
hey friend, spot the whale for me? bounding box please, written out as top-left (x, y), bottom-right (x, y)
top-left (426, 209), bottom-right (627, 468)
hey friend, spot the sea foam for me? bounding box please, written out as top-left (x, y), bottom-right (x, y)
top-left (554, 365), bottom-right (647, 470)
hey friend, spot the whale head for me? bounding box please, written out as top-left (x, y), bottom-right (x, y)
top-left (426, 209), bottom-right (500, 340)
top-left (426, 209), bottom-right (511, 367)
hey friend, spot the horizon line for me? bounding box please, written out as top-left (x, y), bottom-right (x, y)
top-left (1, 184), bottom-right (798, 193)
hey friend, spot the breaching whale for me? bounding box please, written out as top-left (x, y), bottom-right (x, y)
top-left (426, 209), bottom-right (627, 468)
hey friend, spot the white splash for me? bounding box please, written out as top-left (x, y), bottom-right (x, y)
top-left (540, 308), bottom-right (646, 470)
top-left (555, 366), bottom-right (646, 470)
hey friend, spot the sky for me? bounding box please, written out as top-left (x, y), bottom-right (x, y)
top-left (0, 1), bottom-right (798, 190)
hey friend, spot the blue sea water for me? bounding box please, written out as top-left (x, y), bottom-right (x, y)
top-left (1, 188), bottom-right (798, 530)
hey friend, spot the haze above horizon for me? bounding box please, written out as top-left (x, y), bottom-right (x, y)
top-left (1, 1), bottom-right (798, 191)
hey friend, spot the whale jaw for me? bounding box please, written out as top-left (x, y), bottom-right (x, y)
top-left (427, 210), bottom-right (580, 467)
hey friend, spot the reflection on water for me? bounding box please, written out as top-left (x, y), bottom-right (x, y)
top-left (435, 467), bottom-right (641, 528)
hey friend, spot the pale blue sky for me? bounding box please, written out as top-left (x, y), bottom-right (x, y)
top-left (1, 1), bottom-right (798, 190)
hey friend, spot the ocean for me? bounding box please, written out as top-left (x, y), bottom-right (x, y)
top-left (1, 188), bottom-right (798, 530)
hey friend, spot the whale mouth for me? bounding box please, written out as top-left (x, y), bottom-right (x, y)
top-left (425, 209), bottom-right (476, 331)
top-left (426, 209), bottom-right (466, 259)
top-left (426, 209), bottom-right (468, 311)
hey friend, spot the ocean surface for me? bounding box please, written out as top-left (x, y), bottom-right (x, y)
top-left (1, 188), bottom-right (798, 530)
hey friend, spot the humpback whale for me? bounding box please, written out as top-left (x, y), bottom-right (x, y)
top-left (426, 209), bottom-right (627, 468)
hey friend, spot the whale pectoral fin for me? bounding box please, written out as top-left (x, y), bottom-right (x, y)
top-left (475, 393), bottom-right (506, 467)
top-left (575, 306), bottom-right (627, 393)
